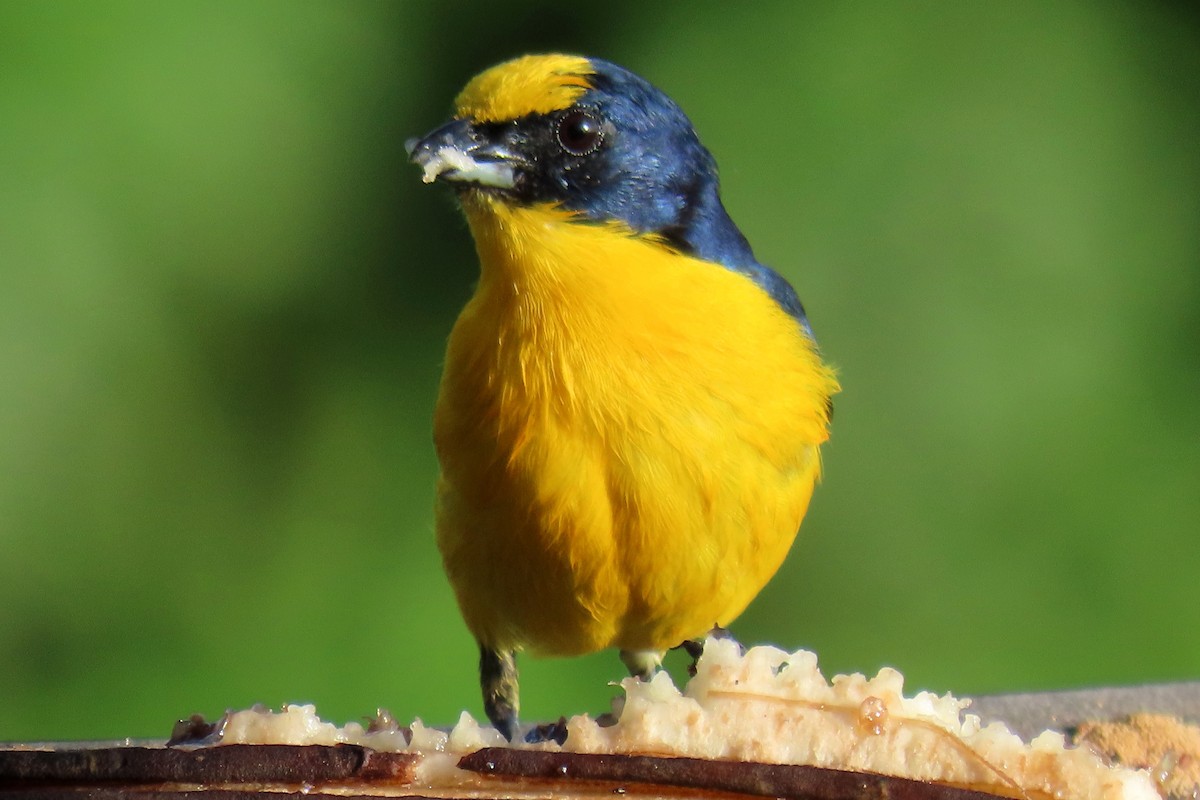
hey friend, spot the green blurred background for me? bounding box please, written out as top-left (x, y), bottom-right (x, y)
top-left (1, 0), bottom-right (1198, 741)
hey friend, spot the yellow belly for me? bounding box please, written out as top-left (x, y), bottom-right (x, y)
top-left (434, 197), bottom-right (837, 656)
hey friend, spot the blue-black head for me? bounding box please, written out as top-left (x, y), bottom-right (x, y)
top-left (407, 54), bottom-right (810, 325)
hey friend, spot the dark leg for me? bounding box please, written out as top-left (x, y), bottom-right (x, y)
top-left (479, 645), bottom-right (519, 741)
top-left (681, 625), bottom-right (738, 676)
top-left (681, 638), bottom-right (705, 676)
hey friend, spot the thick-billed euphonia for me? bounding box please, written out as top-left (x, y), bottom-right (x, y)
top-left (407, 54), bottom-right (839, 740)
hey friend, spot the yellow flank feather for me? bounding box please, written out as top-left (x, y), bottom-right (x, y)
top-left (455, 54), bottom-right (593, 123)
top-left (434, 194), bottom-right (839, 657)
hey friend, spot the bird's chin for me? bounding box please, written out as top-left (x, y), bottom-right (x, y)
top-left (451, 180), bottom-right (528, 212)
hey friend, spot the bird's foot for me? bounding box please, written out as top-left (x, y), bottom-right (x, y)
top-left (523, 716), bottom-right (569, 745)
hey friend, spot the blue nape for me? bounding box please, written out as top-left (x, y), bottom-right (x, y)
top-left (567, 59), bottom-right (811, 331)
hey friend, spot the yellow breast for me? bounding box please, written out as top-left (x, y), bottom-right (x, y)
top-left (434, 194), bottom-right (838, 656)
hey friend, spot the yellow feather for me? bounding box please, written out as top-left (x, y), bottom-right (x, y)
top-left (434, 193), bottom-right (839, 657)
top-left (455, 54), bottom-right (593, 124)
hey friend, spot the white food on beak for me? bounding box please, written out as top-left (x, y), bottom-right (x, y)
top-left (418, 145), bottom-right (516, 189)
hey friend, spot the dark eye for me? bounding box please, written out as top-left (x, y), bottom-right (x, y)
top-left (556, 110), bottom-right (605, 156)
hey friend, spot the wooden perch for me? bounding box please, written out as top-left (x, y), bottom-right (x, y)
top-left (1, 683), bottom-right (1196, 799)
top-left (0, 741), bottom-right (1016, 799)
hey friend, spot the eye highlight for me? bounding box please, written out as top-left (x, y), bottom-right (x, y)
top-left (556, 110), bottom-right (605, 156)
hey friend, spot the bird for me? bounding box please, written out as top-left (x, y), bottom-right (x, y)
top-left (407, 54), bottom-right (839, 741)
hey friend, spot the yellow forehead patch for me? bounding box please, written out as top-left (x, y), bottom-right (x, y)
top-left (455, 54), bottom-right (594, 123)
